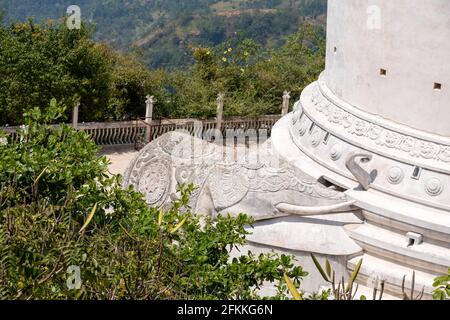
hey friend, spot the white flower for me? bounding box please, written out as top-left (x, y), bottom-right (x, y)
top-left (0, 137), bottom-right (7, 146)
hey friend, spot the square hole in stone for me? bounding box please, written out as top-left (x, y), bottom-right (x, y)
top-left (380, 69), bottom-right (387, 77)
top-left (434, 83), bottom-right (442, 91)
top-left (411, 166), bottom-right (422, 180)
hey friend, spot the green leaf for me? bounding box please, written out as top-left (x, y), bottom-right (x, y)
top-left (79, 202), bottom-right (98, 233)
top-left (346, 258), bottom-right (363, 293)
top-left (158, 209), bottom-right (163, 226)
top-left (311, 253), bottom-right (329, 282)
top-left (325, 259), bottom-right (332, 278)
top-left (34, 165), bottom-right (48, 185)
top-left (284, 273), bottom-right (302, 300)
top-left (170, 217), bottom-right (187, 234)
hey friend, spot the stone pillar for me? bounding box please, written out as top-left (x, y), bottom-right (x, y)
top-left (216, 93), bottom-right (225, 131)
top-left (145, 95), bottom-right (156, 143)
top-left (72, 99), bottom-right (80, 130)
top-left (282, 91), bottom-right (291, 116)
top-left (145, 95), bottom-right (156, 123)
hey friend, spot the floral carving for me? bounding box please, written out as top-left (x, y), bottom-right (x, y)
top-left (415, 141), bottom-right (440, 160)
top-left (353, 119), bottom-right (370, 136)
top-left (367, 125), bottom-right (382, 140)
top-left (399, 137), bottom-right (415, 153)
top-left (438, 147), bottom-right (450, 162)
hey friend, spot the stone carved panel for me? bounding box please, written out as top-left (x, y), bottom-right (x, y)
top-left (209, 165), bottom-right (250, 210)
top-left (123, 131), bottom-right (350, 219)
top-left (288, 80), bottom-right (450, 209)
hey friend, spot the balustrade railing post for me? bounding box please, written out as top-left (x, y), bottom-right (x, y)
top-left (282, 91), bottom-right (291, 116)
top-left (145, 95), bottom-right (156, 143)
top-left (72, 99), bottom-right (80, 130)
top-left (216, 93), bottom-right (225, 131)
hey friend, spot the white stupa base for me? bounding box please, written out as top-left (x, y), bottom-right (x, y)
top-left (261, 85), bottom-right (450, 299)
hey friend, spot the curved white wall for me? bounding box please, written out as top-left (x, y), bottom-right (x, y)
top-left (325, 0), bottom-right (450, 137)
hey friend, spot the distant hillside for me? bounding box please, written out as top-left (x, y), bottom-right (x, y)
top-left (0, 0), bottom-right (327, 69)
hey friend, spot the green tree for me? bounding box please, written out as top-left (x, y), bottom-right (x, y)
top-left (165, 21), bottom-right (325, 118)
top-left (107, 53), bottom-right (175, 120)
top-left (0, 20), bottom-right (111, 125)
top-left (0, 17), bottom-right (325, 125)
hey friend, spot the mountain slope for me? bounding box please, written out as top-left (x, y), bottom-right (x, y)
top-left (0, 0), bottom-right (327, 69)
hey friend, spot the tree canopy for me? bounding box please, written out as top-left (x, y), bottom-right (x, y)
top-left (0, 19), bottom-right (325, 125)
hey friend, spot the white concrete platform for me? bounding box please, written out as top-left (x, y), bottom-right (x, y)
top-left (346, 223), bottom-right (450, 274)
top-left (348, 254), bottom-right (436, 299)
top-left (247, 214), bottom-right (363, 256)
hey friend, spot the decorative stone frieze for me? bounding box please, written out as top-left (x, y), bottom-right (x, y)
top-left (298, 79), bottom-right (450, 168)
top-left (288, 80), bottom-right (450, 210)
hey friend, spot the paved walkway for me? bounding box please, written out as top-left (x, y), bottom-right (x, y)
top-left (99, 145), bottom-right (139, 176)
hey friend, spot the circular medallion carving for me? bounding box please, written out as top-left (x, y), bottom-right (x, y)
top-left (387, 167), bottom-right (404, 185)
top-left (137, 159), bottom-right (171, 206)
top-left (330, 144), bottom-right (343, 161)
top-left (425, 178), bottom-right (444, 197)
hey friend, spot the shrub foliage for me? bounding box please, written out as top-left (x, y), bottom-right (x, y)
top-left (0, 103), bottom-right (307, 299)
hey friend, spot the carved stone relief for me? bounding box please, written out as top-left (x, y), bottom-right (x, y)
top-left (123, 131), bottom-right (351, 220)
top-left (305, 83), bottom-right (450, 164)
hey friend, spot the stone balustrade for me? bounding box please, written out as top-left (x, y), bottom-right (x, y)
top-left (135, 115), bottom-right (281, 150)
top-left (1, 115), bottom-right (281, 149)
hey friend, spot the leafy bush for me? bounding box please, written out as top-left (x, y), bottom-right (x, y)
top-left (0, 102), bottom-right (307, 299)
top-left (433, 269), bottom-right (450, 300)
